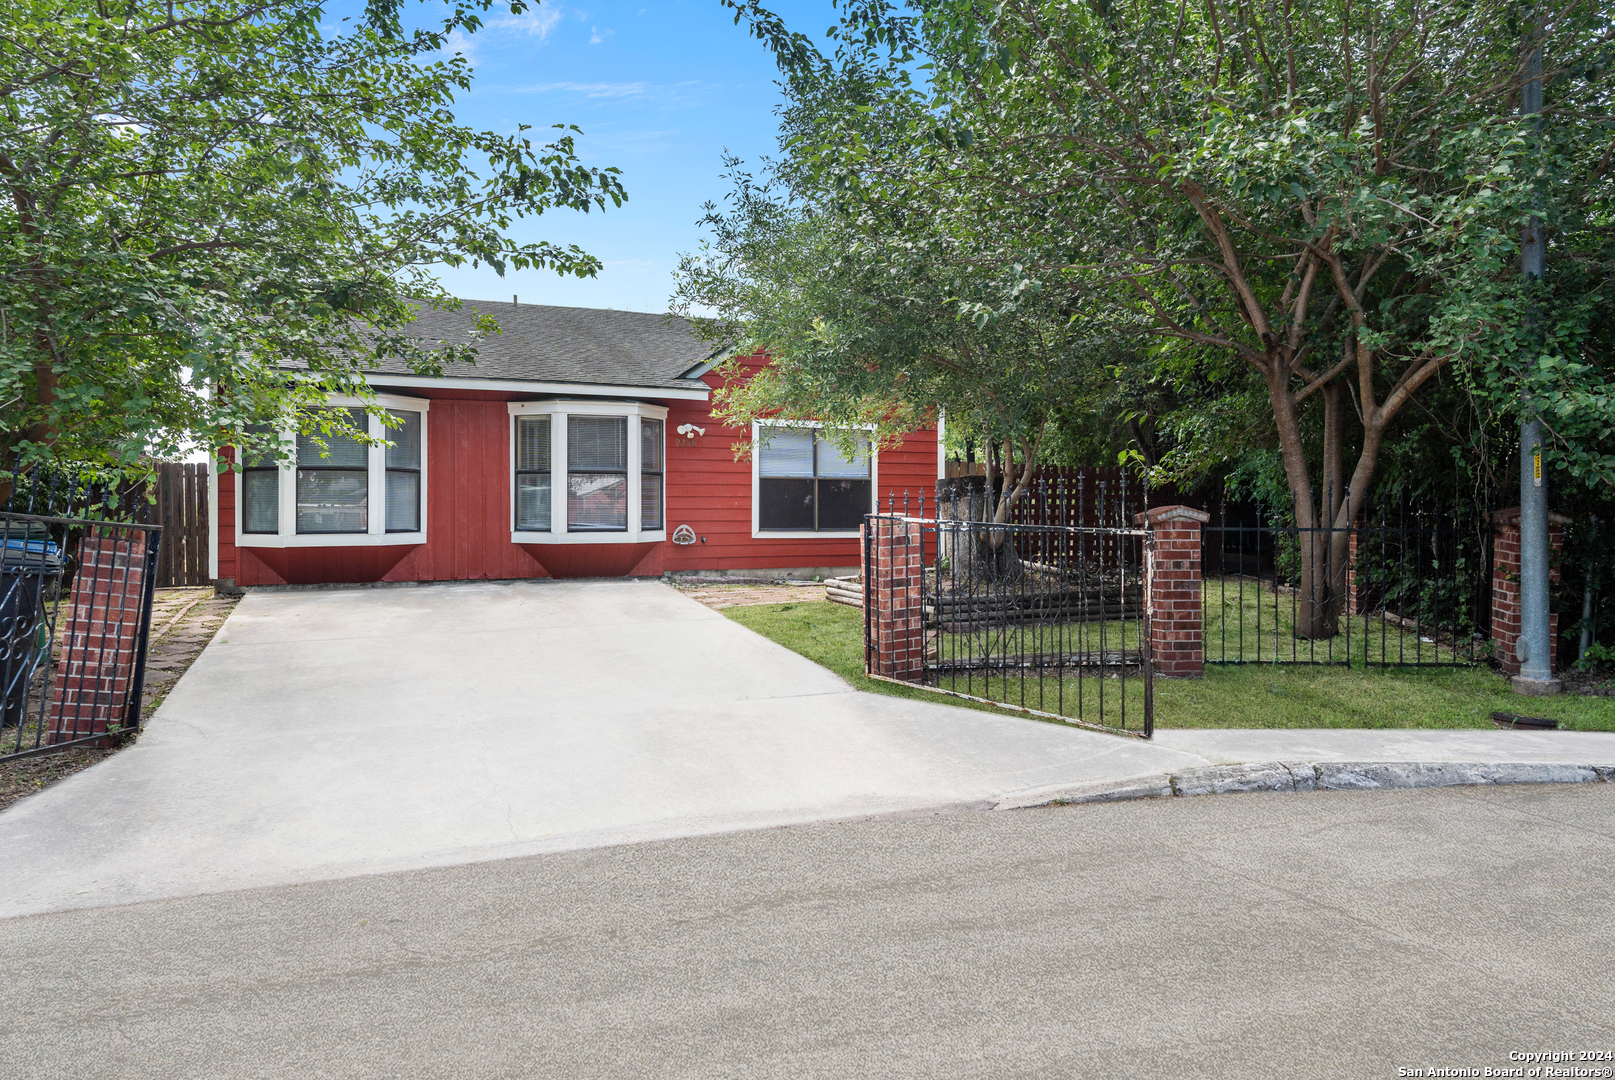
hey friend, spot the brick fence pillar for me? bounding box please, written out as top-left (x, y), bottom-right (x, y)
top-left (862, 517), bottom-right (926, 681)
top-left (1136, 505), bottom-right (1210, 678)
top-left (49, 526), bottom-right (156, 745)
top-left (1345, 528), bottom-right (1368, 616)
top-left (1490, 508), bottom-right (1568, 676)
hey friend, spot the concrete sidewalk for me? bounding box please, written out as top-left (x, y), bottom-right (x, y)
top-left (1153, 726), bottom-right (1615, 764)
top-left (0, 578), bottom-right (1609, 920)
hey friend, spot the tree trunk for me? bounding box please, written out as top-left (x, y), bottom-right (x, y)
top-left (1266, 367), bottom-right (1380, 640)
top-left (939, 431), bottom-right (1042, 586)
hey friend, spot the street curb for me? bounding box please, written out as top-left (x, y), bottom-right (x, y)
top-left (994, 761), bottom-right (1615, 810)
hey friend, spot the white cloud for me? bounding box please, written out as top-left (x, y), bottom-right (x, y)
top-left (589, 25), bottom-right (613, 44)
top-left (443, 4), bottom-right (563, 61)
top-left (510, 80), bottom-right (648, 98)
top-left (493, 6), bottom-right (565, 38)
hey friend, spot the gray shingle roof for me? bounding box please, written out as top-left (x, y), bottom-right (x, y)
top-left (359, 301), bottom-right (722, 391)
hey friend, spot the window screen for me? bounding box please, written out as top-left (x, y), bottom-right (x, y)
top-left (640, 418), bottom-right (664, 531)
top-left (384, 411), bottom-right (421, 532)
top-left (240, 423), bottom-right (281, 534)
top-left (567, 416), bottom-right (627, 531)
top-left (515, 415), bottom-right (552, 531)
top-left (296, 407), bottom-right (369, 534)
top-left (757, 426), bottom-right (871, 532)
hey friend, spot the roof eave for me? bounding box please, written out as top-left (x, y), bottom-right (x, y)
top-left (359, 372), bottom-right (711, 401)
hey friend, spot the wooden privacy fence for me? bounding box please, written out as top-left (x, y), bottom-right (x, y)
top-left (152, 462), bottom-right (208, 587)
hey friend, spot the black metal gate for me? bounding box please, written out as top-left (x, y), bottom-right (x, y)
top-left (1, 470), bottom-right (163, 762)
top-left (863, 506), bottom-right (1152, 739)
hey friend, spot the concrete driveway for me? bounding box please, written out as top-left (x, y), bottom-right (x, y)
top-left (0, 580), bottom-right (1202, 917)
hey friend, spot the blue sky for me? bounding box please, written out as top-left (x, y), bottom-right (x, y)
top-left (427, 0), bottom-right (837, 313)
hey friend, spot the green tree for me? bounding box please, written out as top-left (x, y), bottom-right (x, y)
top-left (725, 0), bottom-right (1615, 636)
top-left (673, 155), bottom-right (1135, 541)
top-left (1, 0), bottom-right (624, 472)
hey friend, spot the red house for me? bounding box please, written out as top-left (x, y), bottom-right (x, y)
top-left (209, 301), bottom-right (941, 587)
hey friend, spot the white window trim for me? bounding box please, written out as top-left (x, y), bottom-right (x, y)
top-left (236, 393), bottom-right (431, 549)
top-left (508, 400), bottom-right (669, 545)
top-left (750, 420), bottom-right (879, 540)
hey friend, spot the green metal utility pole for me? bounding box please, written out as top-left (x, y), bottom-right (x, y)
top-left (1515, 8), bottom-right (1560, 695)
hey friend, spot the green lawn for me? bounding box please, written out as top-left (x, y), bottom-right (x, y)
top-left (1204, 576), bottom-right (1486, 666)
top-left (723, 599), bottom-right (1615, 732)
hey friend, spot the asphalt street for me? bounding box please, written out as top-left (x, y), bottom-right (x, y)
top-left (3, 783), bottom-right (1611, 1079)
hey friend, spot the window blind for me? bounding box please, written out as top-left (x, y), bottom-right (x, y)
top-left (242, 471), bottom-right (279, 533)
top-left (568, 416), bottom-right (627, 471)
top-left (568, 416), bottom-right (628, 531)
top-left (758, 427), bottom-right (814, 477)
top-left (517, 416), bottom-right (551, 472)
top-left (816, 435), bottom-right (871, 478)
top-left (640, 418), bottom-right (663, 531)
top-left (385, 471), bottom-right (419, 532)
top-left (297, 407), bottom-right (368, 533)
top-left (240, 422), bottom-right (281, 533)
top-left (515, 416), bottom-right (552, 531)
top-left (297, 408), bottom-right (368, 468)
top-left (386, 411), bottom-right (421, 469)
top-left (384, 411), bottom-right (422, 532)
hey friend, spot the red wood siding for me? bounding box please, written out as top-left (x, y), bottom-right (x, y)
top-left (215, 360), bottom-right (938, 584)
top-left (655, 355), bottom-right (938, 575)
top-left (226, 398), bottom-right (550, 586)
top-left (216, 447), bottom-right (238, 584)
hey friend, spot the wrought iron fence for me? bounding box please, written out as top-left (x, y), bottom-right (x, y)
top-left (1203, 495), bottom-right (1492, 667)
top-left (863, 486), bottom-right (1153, 738)
top-left (1, 467), bottom-right (163, 762)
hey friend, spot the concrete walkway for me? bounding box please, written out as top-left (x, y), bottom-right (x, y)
top-left (1, 579), bottom-right (1610, 920)
top-left (1153, 726), bottom-right (1615, 764)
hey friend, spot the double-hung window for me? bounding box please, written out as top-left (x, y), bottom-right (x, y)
top-left (234, 394), bottom-right (429, 547)
top-left (755, 425), bottom-right (874, 533)
top-left (640, 418), bottom-right (664, 531)
top-left (508, 401), bottom-right (667, 543)
top-left (568, 416), bottom-right (628, 532)
top-left (514, 416), bottom-right (552, 532)
top-left (240, 425), bottom-right (283, 535)
top-left (384, 410), bottom-right (423, 532)
top-left (296, 408), bottom-right (369, 534)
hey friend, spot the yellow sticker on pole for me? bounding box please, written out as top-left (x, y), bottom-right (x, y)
top-left (1533, 444), bottom-right (1542, 486)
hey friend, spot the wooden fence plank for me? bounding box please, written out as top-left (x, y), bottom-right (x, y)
top-left (151, 462), bottom-right (210, 587)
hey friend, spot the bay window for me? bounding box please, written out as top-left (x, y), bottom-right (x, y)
top-left (236, 394), bottom-right (429, 547)
top-left (753, 423), bottom-right (875, 535)
top-left (509, 401), bottom-right (667, 543)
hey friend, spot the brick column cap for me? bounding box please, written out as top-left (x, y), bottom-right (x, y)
top-left (1134, 504), bottom-right (1211, 526)
top-left (1491, 507), bottom-right (1572, 527)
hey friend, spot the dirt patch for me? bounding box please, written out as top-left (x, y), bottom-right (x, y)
top-left (675, 581), bottom-right (830, 610)
top-left (0, 586), bottom-right (238, 812)
top-left (1563, 667), bottom-right (1615, 697)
